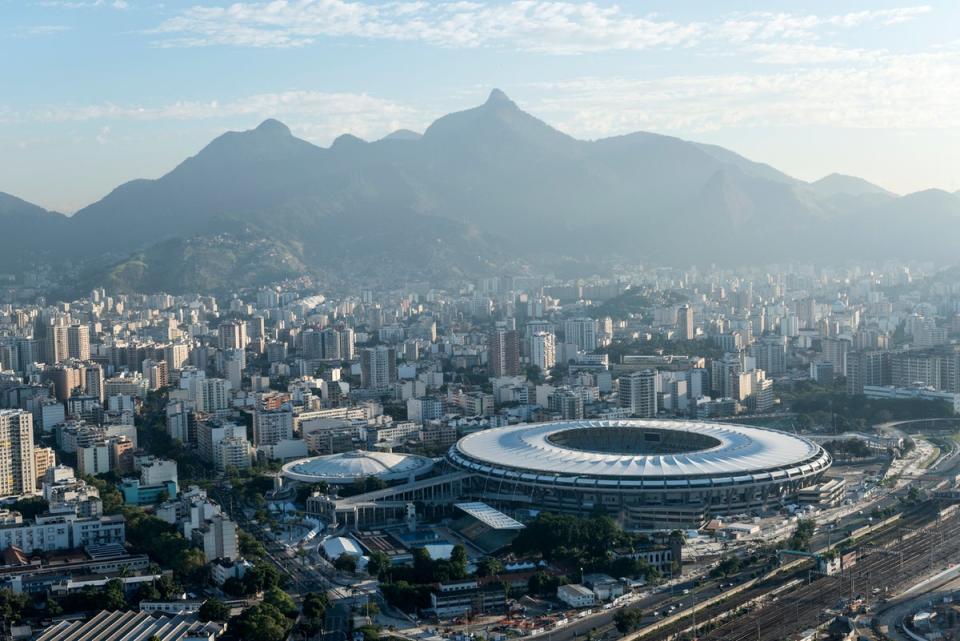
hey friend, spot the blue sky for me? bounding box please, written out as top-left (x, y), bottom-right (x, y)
top-left (3, 0), bottom-right (960, 212)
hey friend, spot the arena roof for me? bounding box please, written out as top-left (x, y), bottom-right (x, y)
top-left (281, 450), bottom-right (435, 484)
top-left (449, 420), bottom-right (828, 481)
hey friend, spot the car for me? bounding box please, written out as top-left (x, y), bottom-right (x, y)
top-left (682, 589), bottom-right (690, 595)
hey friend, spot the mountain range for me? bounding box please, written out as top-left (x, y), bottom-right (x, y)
top-left (4, 88), bottom-right (960, 294)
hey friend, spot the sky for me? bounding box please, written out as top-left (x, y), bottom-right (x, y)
top-left (3, 0), bottom-right (960, 213)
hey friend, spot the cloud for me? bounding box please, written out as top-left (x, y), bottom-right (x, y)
top-left (148, 1), bottom-right (932, 54)
top-left (14, 24), bottom-right (72, 37)
top-left (525, 50), bottom-right (960, 136)
top-left (8, 91), bottom-right (430, 145)
top-left (36, 0), bottom-right (129, 8)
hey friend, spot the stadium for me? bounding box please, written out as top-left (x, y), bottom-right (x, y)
top-left (445, 419), bottom-right (832, 529)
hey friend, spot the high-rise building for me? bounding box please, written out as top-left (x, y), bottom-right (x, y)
top-left (252, 409), bottom-right (293, 447)
top-left (321, 328), bottom-right (342, 361)
top-left (489, 329), bottom-right (520, 377)
top-left (619, 370), bottom-right (658, 417)
top-left (0, 410), bottom-right (37, 497)
top-left (217, 321), bottom-right (247, 351)
top-left (678, 305), bottom-right (695, 341)
top-left (339, 327), bottom-right (355, 361)
top-left (751, 336), bottom-right (787, 376)
top-left (847, 350), bottom-right (892, 395)
top-left (820, 337), bottom-right (850, 378)
top-left (44, 322), bottom-right (70, 365)
top-left (530, 332), bottom-right (556, 373)
top-left (84, 364), bottom-right (105, 403)
top-left (360, 346), bottom-right (397, 390)
top-left (67, 324), bottom-right (90, 360)
top-left (563, 318), bottom-right (599, 352)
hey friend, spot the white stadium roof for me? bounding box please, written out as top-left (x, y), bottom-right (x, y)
top-left (281, 449), bottom-right (435, 484)
top-left (449, 420), bottom-right (828, 481)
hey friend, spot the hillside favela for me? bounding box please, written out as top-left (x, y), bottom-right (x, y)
top-left (4, 2), bottom-right (960, 641)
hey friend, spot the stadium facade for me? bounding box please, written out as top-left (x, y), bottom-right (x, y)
top-left (445, 419), bottom-right (832, 529)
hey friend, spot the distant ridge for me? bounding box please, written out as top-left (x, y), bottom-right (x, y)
top-left (6, 89), bottom-right (960, 292)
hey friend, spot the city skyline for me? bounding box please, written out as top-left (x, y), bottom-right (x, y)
top-left (4, 0), bottom-right (960, 212)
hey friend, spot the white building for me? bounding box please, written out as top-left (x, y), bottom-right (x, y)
top-left (252, 409), bottom-right (293, 447)
top-left (619, 369), bottom-right (657, 418)
top-left (530, 332), bottom-right (556, 372)
top-left (557, 584), bottom-right (596, 608)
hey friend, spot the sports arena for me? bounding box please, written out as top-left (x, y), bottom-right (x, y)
top-left (445, 419), bottom-right (832, 529)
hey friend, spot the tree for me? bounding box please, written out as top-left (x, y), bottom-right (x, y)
top-left (450, 544), bottom-right (468, 579)
top-left (86, 476), bottom-right (124, 514)
top-left (0, 589), bottom-right (30, 623)
top-left (302, 591), bottom-right (329, 622)
top-left (367, 551), bottom-right (392, 578)
top-left (239, 529), bottom-right (267, 559)
top-left (242, 562), bottom-right (283, 595)
top-left (334, 553), bottom-right (358, 573)
top-left (199, 598), bottom-right (231, 622)
top-left (476, 558), bottom-right (505, 578)
top-left (614, 609), bottom-right (643, 634)
top-left (8, 497), bottom-right (49, 519)
top-left (222, 577), bottom-right (245, 597)
top-left (234, 603), bottom-right (291, 641)
top-left (103, 579), bottom-right (127, 611)
top-left (172, 547), bottom-right (208, 583)
top-left (263, 586), bottom-right (298, 618)
top-left (135, 581), bottom-right (161, 603)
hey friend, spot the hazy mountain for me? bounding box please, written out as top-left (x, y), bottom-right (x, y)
top-left (8, 89), bottom-right (960, 292)
top-left (0, 192), bottom-right (68, 271)
top-left (811, 172), bottom-right (894, 198)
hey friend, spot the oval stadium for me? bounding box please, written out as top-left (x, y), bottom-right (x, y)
top-left (445, 419), bottom-right (832, 530)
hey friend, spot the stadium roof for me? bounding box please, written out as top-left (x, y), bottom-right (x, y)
top-left (456, 502), bottom-right (525, 530)
top-left (450, 420), bottom-right (828, 480)
top-left (281, 449), bottom-right (434, 484)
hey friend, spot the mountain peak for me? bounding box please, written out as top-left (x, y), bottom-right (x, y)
top-left (254, 119), bottom-right (292, 136)
top-left (485, 88), bottom-right (513, 106)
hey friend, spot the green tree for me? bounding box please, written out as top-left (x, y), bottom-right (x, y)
top-left (614, 609), bottom-right (643, 634)
top-left (0, 589), bottom-right (30, 622)
top-left (199, 598), bottom-right (231, 622)
top-left (450, 544), bottom-right (468, 579)
top-left (302, 591), bottom-right (329, 621)
top-left (263, 586), bottom-right (298, 618)
top-left (8, 496), bottom-right (49, 519)
top-left (103, 579), bottom-right (127, 611)
top-left (334, 553), bottom-right (358, 573)
top-left (476, 557), bottom-right (504, 577)
top-left (366, 551), bottom-right (392, 578)
top-left (234, 603), bottom-right (291, 641)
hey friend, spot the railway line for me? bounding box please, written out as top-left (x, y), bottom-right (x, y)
top-left (694, 506), bottom-right (960, 641)
top-left (613, 502), bottom-right (953, 641)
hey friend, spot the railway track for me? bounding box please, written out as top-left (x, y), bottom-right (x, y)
top-left (620, 503), bottom-right (950, 641)
top-left (698, 507), bottom-right (960, 641)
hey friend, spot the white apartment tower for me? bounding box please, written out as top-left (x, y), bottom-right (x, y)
top-left (530, 332), bottom-right (557, 372)
top-left (619, 369), bottom-right (658, 418)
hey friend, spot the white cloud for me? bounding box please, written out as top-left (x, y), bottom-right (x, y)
top-left (525, 50), bottom-right (960, 137)
top-left (14, 24), bottom-right (72, 37)
top-left (9, 91), bottom-right (430, 146)
top-left (149, 1), bottom-right (932, 54)
top-left (747, 43), bottom-right (883, 65)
